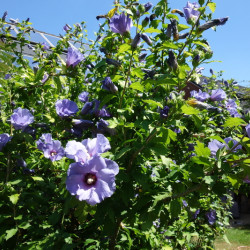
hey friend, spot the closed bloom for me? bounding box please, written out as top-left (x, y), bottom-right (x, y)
top-left (210, 89), bottom-right (227, 101)
top-left (55, 99), bottom-right (79, 118)
top-left (92, 100), bottom-right (111, 118)
top-left (63, 24), bottom-right (71, 32)
top-left (206, 209), bottom-right (216, 225)
top-left (198, 17), bottom-right (229, 32)
top-left (102, 77), bottom-right (118, 93)
top-left (246, 124), bottom-right (250, 138)
top-left (80, 102), bottom-right (93, 115)
top-left (66, 155), bottom-right (119, 205)
top-left (11, 107), bottom-right (34, 130)
top-left (131, 33), bottom-right (141, 49)
top-left (190, 89), bottom-right (210, 102)
top-left (66, 46), bottom-right (84, 67)
top-left (43, 140), bottom-right (65, 162)
top-left (109, 13), bottom-right (133, 35)
top-left (183, 2), bottom-right (200, 24)
top-left (72, 119), bottom-right (94, 129)
top-left (106, 58), bottom-right (121, 67)
top-left (0, 133), bottom-right (11, 151)
top-left (41, 73), bottom-right (49, 83)
top-left (141, 33), bottom-right (152, 46)
top-left (78, 91), bottom-right (89, 102)
top-left (144, 2), bottom-right (153, 12)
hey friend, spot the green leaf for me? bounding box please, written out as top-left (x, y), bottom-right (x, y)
top-left (203, 176), bottom-right (214, 185)
top-left (170, 199), bottom-right (181, 219)
top-left (18, 222), bottom-right (31, 229)
top-left (181, 105), bottom-right (199, 115)
top-left (115, 147), bottom-right (131, 160)
top-left (193, 41), bottom-right (210, 50)
top-left (142, 99), bottom-right (163, 108)
top-left (131, 68), bottom-right (144, 78)
top-left (129, 82), bottom-right (144, 92)
top-left (194, 141), bottom-right (211, 158)
top-left (223, 234), bottom-right (231, 244)
top-left (118, 43), bottom-right (131, 54)
top-left (9, 194), bottom-right (20, 205)
top-left (144, 28), bottom-right (162, 33)
top-left (5, 228), bottom-right (18, 241)
top-left (178, 24), bottom-right (190, 32)
top-left (31, 176), bottom-right (44, 181)
top-left (191, 156), bottom-right (210, 166)
top-left (207, 2), bottom-right (216, 13)
top-left (223, 117), bottom-right (246, 128)
top-left (161, 41), bottom-right (179, 50)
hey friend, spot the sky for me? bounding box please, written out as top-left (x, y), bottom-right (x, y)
top-left (1, 0), bottom-right (250, 86)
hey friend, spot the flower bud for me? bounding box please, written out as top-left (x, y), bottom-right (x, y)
top-left (142, 16), bottom-right (149, 27)
top-left (2, 11), bottom-right (7, 21)
top-left (139, 53), bottom-right (147, 61)
top-left (80, 102), bottom-right (93, 115)
top-left (144, 2), bottom-right (153, 12)
top-left (171, 19), bottom-right (179, 41)
top-left (179, 32), bottom-right (189, 39)
top-left (171, 9), bottom-right (184, 17)
top-left (167, 50), bottom-right (178, 71)
top-left (198, 17), bottom-right (229, 32)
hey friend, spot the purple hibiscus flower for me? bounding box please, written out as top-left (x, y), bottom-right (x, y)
top-left (109, 13), bottom-right (133, 35)
top-left (43, 140), bottom-right (65, 162)
top-left (36, 133), bottom-right (53, 150)
top-left (246, 124), bottom-right (250, 138)
top-left (226, 99), bottom-right (237, 110)
top-left (229, 109), bottom-right (241, 118)
top-left (78, 91), bottom-right (89, 102)
top-left (210, 89), bottom-right (227, 101)
top-left (183, 2), bottom-right (200, 23)
top-left (66, 46), bottom-right (84, 67)
top-left (41, 73), bottom-right (49, 83)
top-left (102, 77), bottom-right (118, 93)
top-left (10, 107), bottom-right (34, 130)
top-left (63, 24), bottom-right (71, 32)
top-left (208, 137), bottom-right (242, 157)
top-left (4, 74), bottom-right (11, 80)
top-left (41, 42), bottom-right (50, 51)
top-left (66, 155), bottom-right (119, 205)
top-left (190, 89), bottom-right (210, 102)
top-left (80, 101), bottom-right (93, 115)
top-left (206, 209), bottom-right (216, 225)
top-left (0, 133), bottom-right (11, 151)
top-left (65, 140), bottom-right (88, 161)
top-left (55, 99), bottom-right (79, 118)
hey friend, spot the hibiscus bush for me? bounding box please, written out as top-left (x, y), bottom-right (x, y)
top-left (0, 0), bottom-right (250, 249)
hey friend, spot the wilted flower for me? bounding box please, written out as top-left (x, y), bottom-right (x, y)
top-left (139, 53), bottom-right (147, 61)
top-left (198, 17), bottom-right (229, 32)
top-left (93, 100), bottom-right (111, 118)
top-left (183, 2), bottom-right (200, 24)
top-left (193, 209), bottom-right (200, 219)
top-left (171, 9), bottom-right (184, 17)
top-left (42, 140), bottom-right (65, 162)
top-left (206, 209), bottom-right (216, 225)
top-left (2, 11), bottom-right (7, 21)
top-left (66, 155), bottom-right (119, 205)
top-left (210, 89), bottom-right (227, 101)
top-left (55, 99), bottom-right (79, 118)
top-left (109, 13), bottom-right (133, 35)
top-left (160, 106), bottom-right (170, 119)
top-left (102, 77), bottom-right (118, 93)
top-left (167, 50), bottom-right (178, 71)
top-left (0, 133), bottom-right (11, 151)
top-left (72, 119), bottom-right (94, 130)
top-left (144, 2), bottom-right (153, 12)
top-left (78, 91), bottom-right (89, 102)
top-left (11, 107), bottom-right (34, 130)
top-left (243, 176), bottom-right (250, 184)
top-left (190, 89), bottom-right (210, 102)
top-left (170, 19), bottom-right (179, 40)
top-left (97, 119), bottom-right (110, 132)
top-left (106, 58), bottom-right (121, 67)
top-left (66, 46), bottom-right (84, 67)
top-left (141, 33), bottom-right (152, 46)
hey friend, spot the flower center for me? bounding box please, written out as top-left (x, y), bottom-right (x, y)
top-left (50, 150), bottom-right (57, 156)
top-left (84, 173), bottom-right (97, 186)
